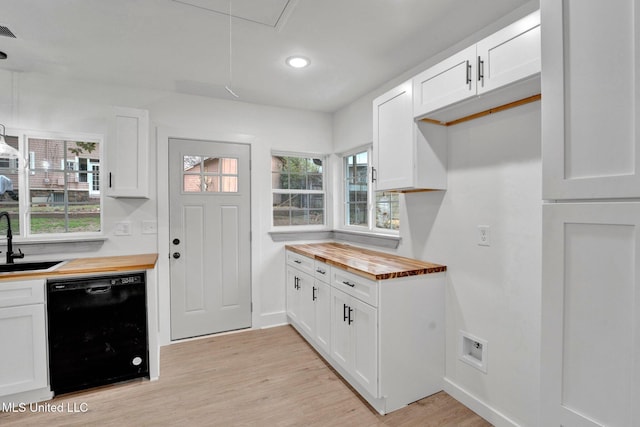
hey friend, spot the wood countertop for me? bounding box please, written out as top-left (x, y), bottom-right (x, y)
top-left (0, 253), bottom-right (158, 281)
top-left (285, 242), bottom-right (446, 280)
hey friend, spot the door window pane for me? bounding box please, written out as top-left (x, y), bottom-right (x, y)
top-left (183, 155), bottom-right (238, 194)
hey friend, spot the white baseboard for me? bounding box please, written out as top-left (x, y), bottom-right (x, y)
top-left (259, 311), bottom-right (287, 329)
top-left (443, 378), bottom-right (521, 427)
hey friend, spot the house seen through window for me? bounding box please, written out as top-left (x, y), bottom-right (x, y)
top-left (0, 134), bottom-right (102, 236)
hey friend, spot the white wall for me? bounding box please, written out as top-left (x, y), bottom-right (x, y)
top-left (0, 68), bottom-right (333, 345)
top-left (331, 3), bottom-right (541, 424)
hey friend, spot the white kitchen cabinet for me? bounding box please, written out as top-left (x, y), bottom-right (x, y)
top-left (372, 81), bottom-right (447, 192)
top-left (330, 287), bottom-right (378, 397)
top-left (541, 202), bottom-right (640, 427)
top-left (0, 279), bottom-right (49, 402)
top-left (106, 106), bottom-right (150, 198)
top-left (412, 46), bottom-right (477, 118)
top-left (476, 10), bottom-right (540, 95)
top-left (285, 247), bottom-right (445, 414)
top-left (541, 1), bottom-right (640, 425)
top-left (413, 10), bottom-right (540, 123)
top-left (542, 1), bottom-right (640, 199)
top-left (286, 255), bottom-right (331, 354)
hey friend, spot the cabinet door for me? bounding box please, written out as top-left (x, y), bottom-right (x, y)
top-left (351, 297), bottom-right (378, 398)
top-left (542, 0), bottom-right (640, 199)
top-left (107, 107), bottom-right (149, 198)
top-left (313, 281), bottom-right (331, 354)
top-left (297, 272), bottom-right (315, 336)
top-left (286, 267), bottom-right (301, 324)
top-left (542, 202), bottom-right (640, 426)
top-left (0, 304), bottom-right (47, 396)
top-left (476, 10), bottom-right (540, 94)
top-left (373, 80), bottom-right (415, 191)
top-left (412, 45), bottom-right (476, 119)
top-left (330, 288), bottom-right (351, 372)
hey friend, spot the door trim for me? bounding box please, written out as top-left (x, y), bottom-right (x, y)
top-left (157, 127), bottom-right (256, 346)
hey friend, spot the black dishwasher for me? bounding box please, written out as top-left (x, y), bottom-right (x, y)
top-left (47, 272), bottom-right (149, 395)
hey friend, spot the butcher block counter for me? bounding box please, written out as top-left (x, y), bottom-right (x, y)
top-left (0, 253), bottom-right (158, 281)
top-left (285, 242), bottom-right (445, 281)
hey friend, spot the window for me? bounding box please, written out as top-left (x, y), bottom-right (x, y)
top-left (0, 132), bottom-right (102, 237)
top-left (343, 147), bottom-right (400, 232)
top-left (182, 156), bottom-right (239, 193)
top-left (272, 154), bottom-right (325, 227)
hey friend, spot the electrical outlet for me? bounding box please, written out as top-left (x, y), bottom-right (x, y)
top-left (478, 225), bottom-right (490, 246)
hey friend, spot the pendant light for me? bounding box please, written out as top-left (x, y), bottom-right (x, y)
top-left (224, 0), bottom-right (239, 98)
top-left (0, 124), bottom-right (21, 163)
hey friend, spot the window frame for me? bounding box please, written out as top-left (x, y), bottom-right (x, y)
top-left (340, 145), bottom-right (400, 235)
top-left (2, 127), bottom-right (104, 240)
top-left (271, 151), bottom-right (329, 231)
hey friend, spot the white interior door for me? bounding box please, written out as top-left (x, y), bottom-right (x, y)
top-left (169, 138), bottom-right (251, 340)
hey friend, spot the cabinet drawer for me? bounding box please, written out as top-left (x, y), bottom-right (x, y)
top-left (332, 269), bottom-right (378, 307)
top-left (0, 279), bottom-right (45, 308)
top-left (314, 260), bottom-right (331, 283)
top-left (286, 251), bottom-right (315, 276)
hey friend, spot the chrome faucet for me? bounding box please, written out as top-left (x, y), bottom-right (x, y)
top-left (0, 211), bottom-right (24, 264)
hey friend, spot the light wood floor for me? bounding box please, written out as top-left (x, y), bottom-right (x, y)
top-left (1, 325), bottom-right (491, 426)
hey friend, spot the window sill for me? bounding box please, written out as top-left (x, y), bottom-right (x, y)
top-left (269, 229), bottom-right (400, 249)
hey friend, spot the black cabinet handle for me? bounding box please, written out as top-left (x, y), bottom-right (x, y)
top-left (172, 252), bottom-right (181, 259)
top-left (466, 60), bottom-right (472, 85)
top-left (316, 268), bottom-right (325, 275)
top-left (294, 259), bottom-right (302, 264)
top-left (477, 56), bottom-right (484, 85)
top-left (109, 172), bottom-right (113, 188)
top-left (173, 238), bottom-right (180, 245)
top-left (348, 306), bottom-right (354, 325)
top-left (343, 303), bottom-right (348, 322)
top-left (312, 286), bottom-right (317, 301)
top-left (342, 280), bottom-right (356, 288)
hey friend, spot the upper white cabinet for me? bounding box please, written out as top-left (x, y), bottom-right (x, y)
top-left (476, 10), bottom-right (540, 95)
top-left (106, 107), bottom-right (150, 198)
top-left (542, 1), bottom-right (640, 200)
top-left (372, 81), bottom-right (447, 192)
top-left (412, 46), bottom-right (477, 118)
top-left (413, 10), bottom-right (540, 122)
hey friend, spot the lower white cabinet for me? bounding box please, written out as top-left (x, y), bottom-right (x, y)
top-left (330, 287), bottom-right (378, 397)
top-left (285, 250), bottom-right (445, 414)
top-left (0, 279), bottom-right (50, 403)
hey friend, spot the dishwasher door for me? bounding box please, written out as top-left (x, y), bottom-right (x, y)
top-left (47, 272), bottom-right (149, 395)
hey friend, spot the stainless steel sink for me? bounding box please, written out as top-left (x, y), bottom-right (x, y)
top-left (0, 260), bottom-right (66, 273)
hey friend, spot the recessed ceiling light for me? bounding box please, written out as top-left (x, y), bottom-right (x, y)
top-left (286, 56), bottom-right (310, 69)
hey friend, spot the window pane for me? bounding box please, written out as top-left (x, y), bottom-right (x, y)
top-left (221, 158), bottom-right (237, 174)
top-left (273, 194), bottom-right (291, 226)
top-left (344, 151), bottom-right (368, 227)
top-left (184, 175), bottom-right (201, 192)
top-left (375, 192), bottom-right (400, 230)
top-left (201, 157), bottom-right (219, 173)
top-left (204, 176), bottom-right (219, 192)
top-left (184, 156), bottom-right (201, 172)
top-left (221, 176), bottom-right (238, 192)
top-left (0, 137), bottom-right (20, 233)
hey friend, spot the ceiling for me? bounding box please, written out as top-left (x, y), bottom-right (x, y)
top-left (0, 0), bottom-right (531, 113)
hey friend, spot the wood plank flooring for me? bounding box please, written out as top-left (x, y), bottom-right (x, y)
top-left (0, 326), bottom-right (491, 426)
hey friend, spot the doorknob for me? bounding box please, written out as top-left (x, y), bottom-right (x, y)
top-left (173, 238), bottom-right (180, 245)
top-left (172, 252), bottom-right (181, 259)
